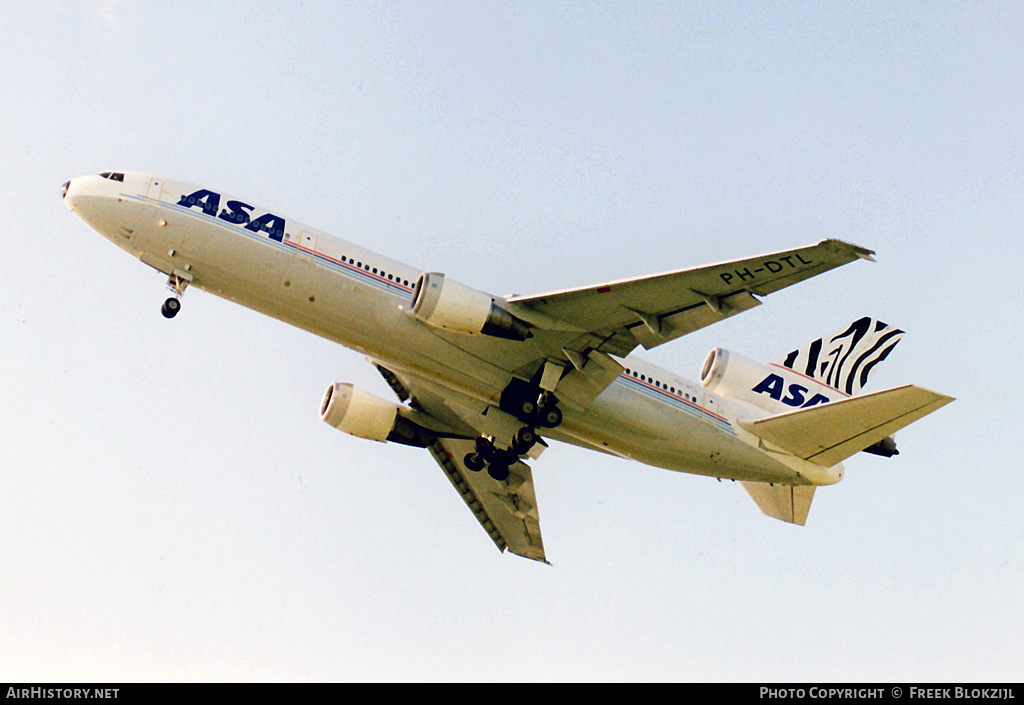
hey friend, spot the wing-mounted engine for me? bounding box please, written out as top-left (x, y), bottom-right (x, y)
top-left (700, 348), bottom-right (838, 412)
top-left (320, 383), bottom-right (433, 448)
top-left (411, 273), bottom-right (532, 341)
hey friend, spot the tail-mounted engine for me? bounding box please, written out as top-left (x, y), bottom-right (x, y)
top-left (700, 348), bottom-right (837, 412)
top-left (320, 383), bottom-right (432, 448)
top-left (702, 348), bottom-right (901, 457)
top-left (411, 273), bottom-right (532, 341)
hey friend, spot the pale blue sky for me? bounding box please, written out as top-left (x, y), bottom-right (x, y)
top-left (2, 1), bottom-right (1021, 681)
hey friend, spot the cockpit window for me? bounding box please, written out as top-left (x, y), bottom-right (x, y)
top-left (98, 172), bottom-right (124, 182)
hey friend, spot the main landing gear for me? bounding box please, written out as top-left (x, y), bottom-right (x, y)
top-left (161, 271), bottom-right (190, 319)
top-left (463, 377), bottom-right (563, 481)
top-left (500, 378), bottom-right (564, 429)
top-left (464, 426), bottom-right (538, 482)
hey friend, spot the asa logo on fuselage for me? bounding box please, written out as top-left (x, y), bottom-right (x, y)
top-left (177, 189), bottom-right (288, 242)
top-left (752, 374), bottom-right (831, 408)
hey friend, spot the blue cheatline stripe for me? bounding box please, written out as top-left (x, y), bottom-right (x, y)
top-left (129, 193), bottom-right (416, 299)
top-left (304, 244), bottom-right (414, 297)
top-left (618, 374), bottom-right (736, 435)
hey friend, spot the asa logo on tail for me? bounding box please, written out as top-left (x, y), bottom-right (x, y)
top-left (752, 374), bottom-right (831, 408)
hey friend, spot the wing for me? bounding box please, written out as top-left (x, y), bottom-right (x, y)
top-left (508, 239), bottom-right (875, 357)
top-left (374, 363), bottom-right (549, 563)
top-left (427, 437), bottom-right (547, 563)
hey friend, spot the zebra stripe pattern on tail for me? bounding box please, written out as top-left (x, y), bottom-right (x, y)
top-left (776, 317), bottom-right (905, 396)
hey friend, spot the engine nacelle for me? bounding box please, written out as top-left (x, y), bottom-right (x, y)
top-left (700, 348), bottom-right (837, 412)
top-left (320, 383), bottom-right (431, 447)
top-left (411, 272), bottom-right (531, 341)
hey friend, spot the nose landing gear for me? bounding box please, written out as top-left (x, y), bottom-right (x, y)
top-left (161, 271), bottom-right (191, 319)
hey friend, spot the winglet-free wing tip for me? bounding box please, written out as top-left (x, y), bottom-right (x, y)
top-left (822, 238), bottom-right (876, 262)
top-left (509, 548), bottom-right (551, 564)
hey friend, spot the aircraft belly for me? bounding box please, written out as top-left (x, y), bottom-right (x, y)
top-left (558, 379), bottom-right (800, 484)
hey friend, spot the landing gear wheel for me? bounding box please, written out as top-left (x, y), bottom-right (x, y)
top-left (512, 426), bottom-right (537, 455)
top-left (541, 405), bottom-right (562, 428)
top-left (161, 297), bottom-right (181, 319)
top-left (464, 453), bottom-right (485, 472)
top-left (487, 462), bottom-right (510, 482)
top-left (475, 436), bottom-right (497, 463)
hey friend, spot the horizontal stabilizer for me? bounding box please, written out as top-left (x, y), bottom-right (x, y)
top-left (740, 385), bottom-right (954, 468)
top-left (741, 482), bottom-right (815, 525)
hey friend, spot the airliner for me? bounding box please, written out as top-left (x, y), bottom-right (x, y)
top-left (63, 171), bottom-right (953, 563)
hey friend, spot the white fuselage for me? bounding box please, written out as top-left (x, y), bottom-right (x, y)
top-left (63, 172), bottom-right (842, 487)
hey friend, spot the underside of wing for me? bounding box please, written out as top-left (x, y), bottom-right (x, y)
top-left (373, 362), bottom-right (548, 563)
top-left (427, 437), bottom-right (547, 563)
top-left (508, 239), bottom-right (874, 358)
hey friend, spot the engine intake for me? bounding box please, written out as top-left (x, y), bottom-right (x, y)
top-left (411, 273), bottom-right (531, 341)
top-left (320, 383), bottom-right (432, 448)
top-left (700, 348), bottom-right (768, 399)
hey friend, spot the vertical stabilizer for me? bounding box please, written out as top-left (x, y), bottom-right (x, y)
top-left (774, 317), bottom-right (904, 396)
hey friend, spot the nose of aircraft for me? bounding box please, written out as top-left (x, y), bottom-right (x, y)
top-left (62, 176), bottom-right (88, 211)
top-left (62, 178), bottom-right (77, 210)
